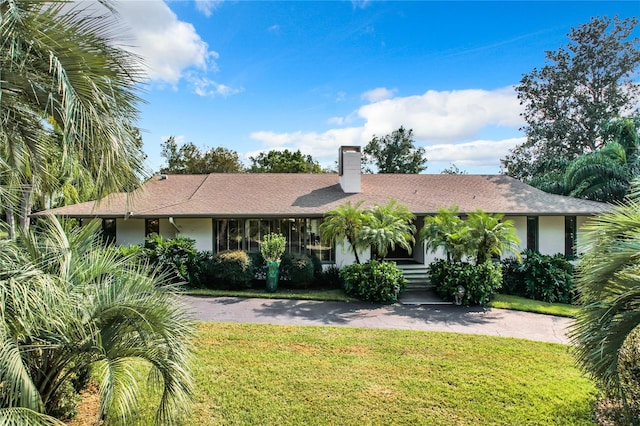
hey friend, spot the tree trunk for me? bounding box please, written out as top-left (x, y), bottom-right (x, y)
top-left (348, 237), bottom-right (361, 264)
top-left (5, 207), bottom-right (16, 239)
top-left (18, 186), bottom-right (32, 231)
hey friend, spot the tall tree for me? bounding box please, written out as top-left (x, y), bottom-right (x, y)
top-left (320, 201), bottom-right (368, 264)
top-left (0, 217), bottom-right (194, 424)
top-left (502, 16), bottom-right (640, 182)
top-left (363, 127), bottom-right (427, 174)
top-left (160, 137), bottom-right (243, 174)
top-left (248, 149), bottom-right (321, 173)
top-left (532, 117), bottom-right (640, 203)
top-left (361, 200), bottom-right (416, 260)
top-left (0, 1), bottom-right (147, 238)
top-left (570, 179), bottom-right (640, 423)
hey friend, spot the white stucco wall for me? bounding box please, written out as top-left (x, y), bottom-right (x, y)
top-left (509, 216), bottom-right (527, 253)
top-left (538, 216), bottom-right (565, 255)
top-left (159, 218), bottom-right (177, 240)
top-left (116, 218), bottom-right (145, 246)
top-left (172, 218), bottom-right (213, 252)
top-left (335, 240), bottom-right (370, 267)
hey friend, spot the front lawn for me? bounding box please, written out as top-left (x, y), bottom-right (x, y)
top-left (184, 287), bottom-right (354, 302)
top-left (112, 323), bottom-right (595, 425)
top-left (489, 294), bottom-right (580, 317)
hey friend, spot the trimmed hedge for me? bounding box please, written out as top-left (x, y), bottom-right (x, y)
top-left (340, 260), bottom-right (406, 303)
top-left (206, 250), bottom-right (253, 289)
top-left (428, 259), bottom-right (502, 306)
top-left (279, 252), bottom-right (315, 289)
top-left (501, 250), bottom-right (575, 304)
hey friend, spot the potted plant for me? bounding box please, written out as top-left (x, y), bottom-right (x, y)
top-left (260, 232), bottom-right (286, 292)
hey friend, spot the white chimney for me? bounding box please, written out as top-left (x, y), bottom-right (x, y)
top-left (339, 146), bottom-right (361, 193)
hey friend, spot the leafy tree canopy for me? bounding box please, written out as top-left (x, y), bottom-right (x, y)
top-left (1, 1), bottom-right (147, 237)
top-left (363, 127), bottom-right (427, 174)
top-left (248, 149), bottom-right (321, 173)
top-left (160, 136), bottom-right (244, 174)
top-left (501, 16), bottom-right (640, 182)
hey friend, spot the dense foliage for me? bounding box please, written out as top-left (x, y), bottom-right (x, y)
top-left (428, 259), bottom-right (502, 306)
top-left (0, 1), bottom-right (148, 238)
top-left (279, 252), bottom-right (315, 288)
top-left (420, 207), bottom-right (520, 264)
top-left (206, 250), bottom-right (253, 289)
top-left (160, 136), bottom-right (244, 174)
top-left (501, 251), bottom-right (576, 304)
top-left (143, 234), bottom-right (201, 285)
top-left (0, 218), bottom-right (194, 425)
top-left (502, 16), bottom-right (640, 185)
top-left (321, 200), bottom-right (417, 263)
top-left (570, 180), bottom-right (640, 423)
top-left (248, 149), bottom-right (322, 173)
top-left (340, 260), bottom-right (406, 303)
top-left (362, 126), bottom-right (427, 174)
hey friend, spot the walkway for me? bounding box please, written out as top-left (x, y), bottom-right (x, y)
top-left (183, 296), bottom-right (572, 344)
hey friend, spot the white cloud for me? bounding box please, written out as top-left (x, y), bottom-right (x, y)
top-left (195, 0), bottom-right (223, 17)
top-left (361, 87), bottom-right (397, 103)
top-left (248, 87), bottom-right (526, 173)
top-left (189, 74), bottom-right (244, 97)
top-left (249, 127), bottom-right (366, 162)
top-left (268, 24), bottom-right (280, 33)
top-left (113, 2), bottom-right (215, 84)
top-left (359, 86), bottom-right (524, 142)
top-left (425, 137), bottom-right (525, 168)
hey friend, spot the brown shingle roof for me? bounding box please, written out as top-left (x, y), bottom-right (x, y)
top-left (38, 173), bottom-right (610, 218)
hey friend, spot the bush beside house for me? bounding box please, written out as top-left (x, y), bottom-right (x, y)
top-left (341, 260), bottom-right (406, 303)
top-left (501, 250), bottom-right (576, 304)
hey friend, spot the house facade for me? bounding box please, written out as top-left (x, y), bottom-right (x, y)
top-left (41, 146), bottom-right (609, 266)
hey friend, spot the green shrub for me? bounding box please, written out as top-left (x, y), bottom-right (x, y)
top-left (205, 250), bottom-right (253, 289)
top-left (143, 234), bottom-right (201, 285)
top-left (248, 251), bottom-right (267, 281)
top-left (279, 252), bottom-right (315, 288)
top-left (314, 265), bottom-right (343, 289)
top-left (310, 254), bottom-right (324, 278)
top-left (501, 250), bottom-right (575, 304)
top-left (428, 259), bottom-right (502, 306)
top-left (340, 260), bottom-right (406, 303)
top-left (595, 329), bottom-right (640, 424)
top-left (116, 243), bottom-right (146, 260)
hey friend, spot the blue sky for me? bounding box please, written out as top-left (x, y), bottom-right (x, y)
top-left (112, 1), bottom-right (639, 174)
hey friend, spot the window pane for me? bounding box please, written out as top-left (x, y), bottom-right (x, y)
top-left (145, 218), bottom-right (159, 236)
top-left (527, 216), bottom-right (538, 252)
top-left (102, 219), bottom-right (116, 245)
top-left (565, 216), bottom-right (577, 260)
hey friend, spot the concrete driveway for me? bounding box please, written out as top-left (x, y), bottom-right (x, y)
top-left (183, 296), bottom-right (573, 344)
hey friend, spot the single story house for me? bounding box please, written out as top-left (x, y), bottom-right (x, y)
top-left (40, 146), bottom-right (609, 268)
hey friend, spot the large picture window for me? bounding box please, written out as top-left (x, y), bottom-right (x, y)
top-left (527, 216), bottom-right (538, 252)
top-left (102, 219), bottom-right (116, 244)
top-left (145, 218), bottom-right (159, 236)
top-left (565, 216), bottom-right (577, 260)
top-left (215, 218), bottom-right (334, 262)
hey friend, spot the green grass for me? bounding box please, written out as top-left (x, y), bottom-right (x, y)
top-left (119, 323), bottom-right (595, 425)
top-left (183, 287), bottom-right (354, 302)
top-left (489, 294), bottom-right (580, 318)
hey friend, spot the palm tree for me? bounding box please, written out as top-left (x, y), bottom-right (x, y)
top-left (0, 217), bottom-right (194, 425)
top-left (419, 206), bottom-right (468, 262)
top-left (320, 201), bottom-right (368, 264)
top-left (465, 210), bottom-right (521, 264)
top-left (570, 179), bottom-right (640, 399)
top-left (0, 1), bottom-right (147, 236)
top-left (361, 200), bottom-right (416, 260)
top-left (564, 118), bottom-right (640, 203)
